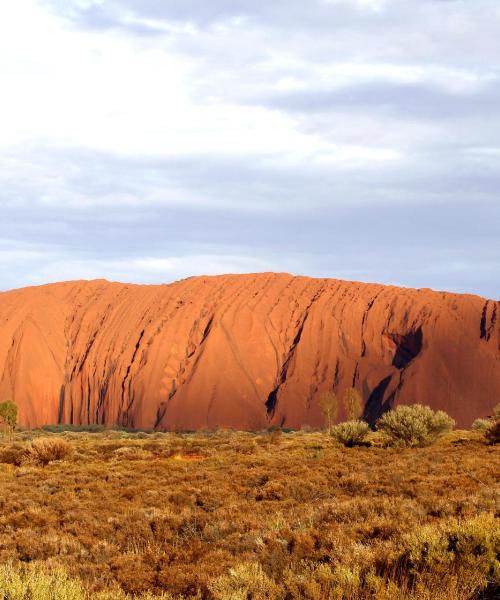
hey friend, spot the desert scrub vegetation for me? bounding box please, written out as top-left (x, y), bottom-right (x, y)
top-left (0, 428), bottom-right (497, 598)
top-left (472, 418), bottom-right (492, 432)
top-left (330, 420), bottom-right (370, 447)
top-left (0, 562), bottom-right (176, 599)
top-left (24, 436), bottom-right (74, 465)
top-left (472, 404), bottom-right (500, 443)
top-left (0, 400), bottom-right (18, 440)
top-left (485, 404), bottom-right (500, 445)
top-left (376, 404), bottom-right (455, 447)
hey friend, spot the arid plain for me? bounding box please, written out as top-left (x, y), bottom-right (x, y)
top-left (0, 428), bottom-right (499, 599)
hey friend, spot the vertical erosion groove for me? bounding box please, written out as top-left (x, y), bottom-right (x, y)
top-left (360, 292), bottom-right (381, 357)
top-left (120, 329), bottom-right (145, 416)
top-left (265, 287), bottom-right (325, 417)
top-left (57, 385), bottom-right (65, 424)
top-left (480, 301), bottom-right (489, 339)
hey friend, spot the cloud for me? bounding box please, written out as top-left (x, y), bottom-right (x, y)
top-left (1, 144), bottom-right (499, 297)
top-left (0, 0), bottom-right (498, 298)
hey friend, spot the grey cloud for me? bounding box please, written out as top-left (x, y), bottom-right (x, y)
top-left (253, 79), bottom-right (500, 121)
top-left (41, 0), bottom-right (500, 65)
top-left (1, 146), bottom-right (499, 297)
top-left (42, 0), bottom-right (375, 31)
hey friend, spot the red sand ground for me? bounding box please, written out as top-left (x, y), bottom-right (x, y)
top-left (0, 273), bottom-right (498, 429)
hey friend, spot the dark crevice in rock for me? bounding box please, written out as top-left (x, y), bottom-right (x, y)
top-left (265, 388), bottom-right (279, 415)
top-left (390, 327), bottom-right (423, 369)
top-left (481, 302), bottom-right (497, 342)
top-left (266, 287), bottom-right (325, 417)
top-left (352, 362), bottom-right (359, 387)
top-left (57, 385), bottom-right (65, 424)
top-left (120, 329), bottom-right (145, 410)
top-left (201, 315), bottom-right (214, 345)
top-left (333, 358), bottom-right (341, 389)
top-left (363, 375), bottom-right (393, 425)
top-left (480, 301), bottom-right (489, 339)
top-left (361, 293), bottom-right (381, 357)
top-left (154, 401), bottom-right (167, 429)
top-left (156, 313), bottom-right (215, 428)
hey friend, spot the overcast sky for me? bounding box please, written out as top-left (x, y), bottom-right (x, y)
top-left (1, 0), bottom-right (499, 298)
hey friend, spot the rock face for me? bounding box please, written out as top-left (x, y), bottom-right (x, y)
top-left (0, 273), bottom-right (498, 429)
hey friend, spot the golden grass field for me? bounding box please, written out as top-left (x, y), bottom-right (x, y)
top-left (0, 429), bottom-right (498, 599)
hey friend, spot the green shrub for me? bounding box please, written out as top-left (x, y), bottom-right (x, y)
top-left (376, 404), bottom-right (455, 447)
top-left (400, 513), bottom-right (499, 593)
top-left (0, 400), bottom-right (18, 439)
top-left (282, 561), bottom-right (362, 600)
top-left (42, 424), bottom-right (106, 434)
top-left (0, 563), bottom-right (86, 600)
top-left (208, 562), bottom-right (280, 599)
top-left (472, 418), bottom-right (491, 432)
top-left (0, 563), bottom-right (176, 599)
top-left (331, 420), bottom-right (370, 447)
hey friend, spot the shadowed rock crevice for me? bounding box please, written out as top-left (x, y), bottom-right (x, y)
top-left (480, 301), bottom-right (497, 342)
top-left (363, 375), bottom-right (394, 425)
top-left (57, 385), bottom-right (65, 424)
top-left (389, 327), bottom-right (423, 369)
top-left (361, 292), bottom-right (381, 357)
top-left (480, 301), bottom-right (489, 339)
top-left (265, 287), bottom-right (324, 417)
top-left (119, 329), bottom-right (146, 424)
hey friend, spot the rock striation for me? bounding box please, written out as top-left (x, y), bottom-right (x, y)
top-left (0, 273), bottom-right (498, 429)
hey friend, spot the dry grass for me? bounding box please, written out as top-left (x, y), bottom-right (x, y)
top-left (0, 428), bottom-right (498, 599)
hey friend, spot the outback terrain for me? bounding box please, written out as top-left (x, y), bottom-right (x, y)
top-left (0, 273), bottom-right (498, 430)
top-left (0, 428), bottom-right (498, 599)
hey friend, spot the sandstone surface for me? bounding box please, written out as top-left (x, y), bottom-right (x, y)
top-left (0, 273), bottom-right (498, 429)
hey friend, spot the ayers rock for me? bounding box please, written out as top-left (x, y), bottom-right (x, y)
top-left (0, 273), bottom-right (498, 430)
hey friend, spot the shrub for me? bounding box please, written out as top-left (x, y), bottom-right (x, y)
top-left (0, 562), bottom-right (175, 599)
top-left (376, 404), bottom-right (455, 447)
top-left (472, 418), bottom-right (491, 432)
top-left (331, 420), bottom-right (370, 447)
top-left (0, 562), bottom-right (86, 600)
top-left (26, 437), bottom-right (74, 466)
top-left (400, 513), bottom-right (499, 594)
top-left (42, 424), bottom-right (105, 434)
top-left (0, 443), bottom-right (25, 466)
top-left (486, 421), bottom-right (500, 444)
top-left (208, 562), bottom-right (280, 599)
top-left (471, 405), bottom-right (500, 444)
top-left (485, 404), bottom-right (500, 445)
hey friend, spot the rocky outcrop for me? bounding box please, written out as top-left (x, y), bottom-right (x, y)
top-left (0, 273), bottom-right (498, 429)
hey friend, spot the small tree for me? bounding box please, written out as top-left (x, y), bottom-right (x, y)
top-left (0, 400), bottom-right (18, 440)
top-left (343, 387), bottom-right (363, 421)
top-left (376, 404), bottom-right (455, 447)
top-left (317, 391), bottom-right (338, 434)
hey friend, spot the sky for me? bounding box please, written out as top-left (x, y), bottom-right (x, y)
top-left (1, 0), bottom-right (499, 298)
